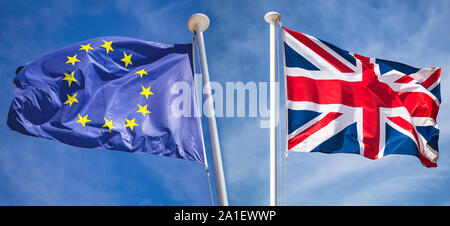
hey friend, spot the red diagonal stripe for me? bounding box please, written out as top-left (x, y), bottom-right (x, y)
top-left (387, 116), bottom-right (420, 150)
top-left (395, 75), bottom-right (414, 84)
top-left (288, 112), bottom-right (343, 150)
top-left (284, 27), bottom-right (355, 73)
top-left (387, 116), bottom-right (436, 167)
top-left (420, 68), bottom-right (441, 89)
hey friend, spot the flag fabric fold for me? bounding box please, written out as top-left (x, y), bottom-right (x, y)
top-left (7, 37), bottom-right (205, 164)
top-left (283, 27), bottom-right (440, 167)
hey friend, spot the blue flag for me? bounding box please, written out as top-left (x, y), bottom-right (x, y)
top-left (7, 37), bottom-right (205, 164)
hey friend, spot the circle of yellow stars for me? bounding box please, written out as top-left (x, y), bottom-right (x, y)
top-left (61, 40), bottom-right (155, 133)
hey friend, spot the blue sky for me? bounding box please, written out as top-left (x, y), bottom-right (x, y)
top-left (1, 0), bottom-right (450, 205)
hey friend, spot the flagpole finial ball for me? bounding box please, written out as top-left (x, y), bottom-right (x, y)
top-left (187, 13), bottom-right (210, 33)
top-left (264, 12), bottom-right (281, 24)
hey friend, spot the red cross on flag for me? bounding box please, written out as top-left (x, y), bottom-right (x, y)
top-left (283, 27), bottom-right (440, 167)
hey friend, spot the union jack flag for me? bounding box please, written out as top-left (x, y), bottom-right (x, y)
top-left (283, 27), bottom-right (440, 167)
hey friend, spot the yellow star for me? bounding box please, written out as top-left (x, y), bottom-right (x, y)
top-left (66, 54), bottom-right (80, 66)
top-left (64, 93), bottom-right (79, 106)
top-left (137, 104), bottom-right (151, 116)
top-left (62, 71), bottom-right (77, 87)
top-left (79, 43), bottom-right (94, 53)
top-left (124, 118), bottom-right (139, 131)
top-left (121, 52), bottom-right (133, 68)
top-left (101, 40), bottom-right (114, 54)
top-left (76, 114), bottom-right (91, 127)
top-left (139, 85), bottom-right (154, 99)
top-left (102, 118), bottom-right (116, 132)
top-left (136, 69), bottom-right (148, 78)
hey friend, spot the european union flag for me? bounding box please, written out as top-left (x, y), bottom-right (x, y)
top-left (7, 37), bottom-right (205, 164)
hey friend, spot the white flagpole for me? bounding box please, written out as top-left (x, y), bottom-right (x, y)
top-left (187, 13), bottom-right (229, 206)
top-left (265, 11), bottom-right (281, 206)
